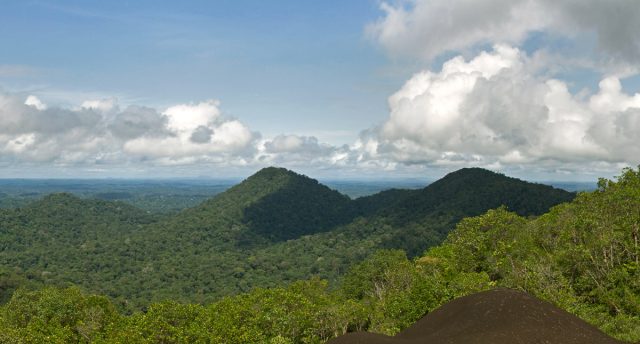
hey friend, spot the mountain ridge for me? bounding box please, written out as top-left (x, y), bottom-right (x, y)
top-left (0, 166), bottom-right (575, 309)
top-left (386, 167), bottom-right (574, 223)
top-left (2, 167), bottom-right (638, 343)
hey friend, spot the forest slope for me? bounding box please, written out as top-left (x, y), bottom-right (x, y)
top-left (0, 167), bottom-right (573, 310)
top-left (1, 167), bottom-right (638, 343)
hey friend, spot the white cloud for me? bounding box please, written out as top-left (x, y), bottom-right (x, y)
top-left (359, 0), bottom-right (640, 176)
top-left (264, 135), bottom-right (327, 154)
top-left (164, 100), bottom-right (221, 132)
top-left (368, 0), bottom-right (546, 60)
top-left (2, 92), bottom-right (363, 173)
top-left (0, 93), bottom-right (258, 166)
top-left (211, 120), bottom-right (254, 148)
top-left (122, 101), bottom-right (256, 160)
top-left (359, 45), bottom-right (640, 170)
top-left (24, 95), bottom-right (47, 110)
top-left (107, 105), bottom-right (168, 140)
top-left (256, 134), bottom-right (353, 168)
top-left (369, 0), bottom-right (640, 63)
top-left (1, 60), bottom-right (638, 177)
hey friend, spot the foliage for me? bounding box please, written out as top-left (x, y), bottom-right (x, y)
top-left (0, 167), bottom-right (637, 342)
top-left (416, 167), bottom-right (640, 341)
top-left (0, 167), bottom-right (573, 313)
top-left (0, 287), bottom-right (119, 343)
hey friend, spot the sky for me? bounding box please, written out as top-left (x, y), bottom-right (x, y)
top-left (1, 0), bottom-right (639, 181)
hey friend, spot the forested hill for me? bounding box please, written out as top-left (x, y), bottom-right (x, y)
top-left (349, 167), bottom-right (575, 256)
top-left (2, 167), bottom-right (638, 343)
top-left (174, 167), bottom-right (355, 243)
top-left (0, 166), bottom-right (574, 310)
top-left (383, 167), bottom-right (575, 223)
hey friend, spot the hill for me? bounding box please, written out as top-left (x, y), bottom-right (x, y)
top-left (371, 167), bottom-right (575, 255)
top-left (173, 167), bottom-right (355, 244)
top-left (388, 167), bottom-right (575, 220)
top-left (128, 166), bottom-right (573, 304)
top-left (1, 167), bottom-right (638, 343)
top-left (330, 167), bottom-right (640, 342)
top-left (0, 166), bottom-right (574, 310)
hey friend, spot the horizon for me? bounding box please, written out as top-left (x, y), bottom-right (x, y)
top-left (0, 165), bottom-right (600, 189)
top-left (1, 1), bottom-right (639, 180)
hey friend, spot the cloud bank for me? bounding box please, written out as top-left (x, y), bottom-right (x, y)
top-left (0, 93), bottom-right (351, 173)
top-left (1, 1), bottom-right (639, 178)
top-left (357, 45), bottom-right (640, 171)
top-left (2, 43), bottom-right (639, 177)
top-left (0, 94), bottom-right (259, 168)
top-left (355, 0), bottom-right (640, 175)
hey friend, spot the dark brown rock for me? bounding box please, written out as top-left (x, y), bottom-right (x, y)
top-left (328, 288), bottom-right (626, 344)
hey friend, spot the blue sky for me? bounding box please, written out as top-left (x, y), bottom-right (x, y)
top-left (1, 1), bottom-right (397, 143)
top-left (1, 0), bottom-right (639, 181)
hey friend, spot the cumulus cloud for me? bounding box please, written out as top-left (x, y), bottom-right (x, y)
top-left (24, 95), bottom-right (47, 110)
top-left (264, 135), bottom-right (326, 154)
top-left (2, 52), bottom-right (638, 176)
top-left (0, 93), bottom-right (258, 166)
top-left (257, 134), bottom-right (353, 167)
top-left (369, 0), bottom-right (640, 63)
top-left (190, 126), bottom-right (213, 143)
top-left (0, 91), bottom-right (363, 174)
top-left (0, 93), bottom-right (106, 163)
top-left (123, 101), bottom-right (256, 159)
top-left (107, 105), bottom-right (168, 140)
top-left (359, 0), bottom-right (640, 176)
top-left (358, 45), bottom-right (640, 170)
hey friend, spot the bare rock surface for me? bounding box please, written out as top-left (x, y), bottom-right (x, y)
top-left (327, 288), bottom-right (625, 344)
